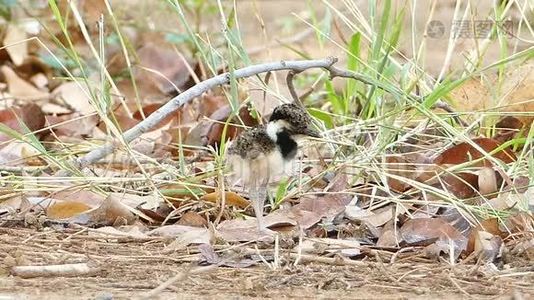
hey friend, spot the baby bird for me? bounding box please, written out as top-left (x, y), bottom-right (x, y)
top-left (227, 103), bottom-right (320, 234)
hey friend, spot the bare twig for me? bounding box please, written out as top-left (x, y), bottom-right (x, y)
top-left (139, 265), bottom-right (216, 299)
top-left (0, 165), bottom-right (48, 175)
top-left (11, 263), bottom-right (100, 278)
top-left (262, 71), bottom-right (272, 106)
top-left (390, 246), bottom-right (420, 264)
top-left (448, 275), bottom-right (473, 298)
top-left (433, 101), bottom-right (469, 127)
top-left (286, 70), bottom-right (304, 107)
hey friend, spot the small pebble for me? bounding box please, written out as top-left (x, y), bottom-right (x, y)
top-left (95, 292), bottom-right (113, 300)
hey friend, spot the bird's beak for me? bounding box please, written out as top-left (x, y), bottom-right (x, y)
top-left (301, 126), bottom-right (321, 138)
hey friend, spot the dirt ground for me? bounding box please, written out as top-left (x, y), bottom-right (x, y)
top-left (1, 227), bottom-right (533, 300)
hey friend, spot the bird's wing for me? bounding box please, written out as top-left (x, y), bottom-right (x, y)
top-left (227, 127), bottom-right (273, 161)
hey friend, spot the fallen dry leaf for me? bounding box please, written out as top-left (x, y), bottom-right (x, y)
top-left (449, 76), bottom-right (492, 118)
top-left (478, 167), bottom-right (498, 196)
top-left (132, 103), bottom-right (183, 130)
top-left (29, 73), bottom-right (48, 90)
top-left (466, 218), bottom-right (505, 254)
top-left (376, 220), bottom-right (400, 248)
top-left (286, 209), bottom-right (323, 230)
top-left (115, 75), bottom-right (164, 110)
top-left (138, 206), bottom-right (172, 224)
top-left (493, 116), bottom-right (525, 144)
top-left (0, 66), bottom-right (49, 100)
top-left (0, 141), bottom-right (42, 167)
top-left (201, 191), bottom-right (250, 208)
top-left (14, 56), bottom-right (52, 81)
top-left (217, 209), bottom-right (297, 242)
top-left (431, 138), bottom-right (516, 198)
top-left (200, 104), bottom-right (258, 147)
top-left (198, 93), bottom-right (228, 117)
top-left (498, 63), bottom-right (534, 127)
top-left (3, 24), bottom-right (28, 66)
top-left (136, 43), bottom-right (192, 94)
top-left (440, 173), bottom-right (480, 199)
top-left (80, 0), bottom-right (107, 27)
top-left (100, 109), bottom-right (138, 132)
top-left (176, 211), bottom-right (208, 227)
top-left (292, 194), bottom-right (349, 226)
top-left (291, 172), bottom-right (352, 227)
top-left (400, 218), bottom-right (468, 259)
top-left (46, 201), bottom-right (93, 219)
top-left (450, 63), bottom-right (534, 129)
top-left (345, 204), bottom-right (408, 228)
top-left (158, 125), bottom-right (194, 157)
top-left (434, 138), bottom-right (516, 166)
top-left (68, 194), bottom-right (136, 226)
top-left (472, 230), bottom-right (503, 263)
top-left (344, 206), bottom-right (373, 221)
top-left (149, 225), bottom-right (211, 249)
top-left (0, 194), bottom-right (26, 216)
top-left (40, 103), bottom-right (71, 115)
top-left (108, 192), bottom-right (162, 211)
top-left (510, 237), bottom-right (534, 261)
top-left (385, 153), bottom-right (432, 192)
top-left (52, 82), bottom-right (94, 115)
top-left (411, 204), bottom-right (440, 219)
top-left (51, 189), bottom-right (107, 207)
top-left (482, 190), bottom-right (529, 211)
top-left (44, 114), bottom-right (99, 139)
top-left (0, 103), bottom-right (45, 144)
top-left (20, 146), bottom-right (45, 166)
top-left (16, 196), bottom-right (60, 213)
top-left (505, 176), bottom-right (530, 194)
top-left (504, 211), bottom-right (534, 233)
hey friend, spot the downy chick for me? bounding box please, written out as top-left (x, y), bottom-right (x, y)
top-left (227, 103), bottom-right (320, 233)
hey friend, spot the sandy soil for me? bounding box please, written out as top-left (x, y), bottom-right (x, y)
top-left (1, 227), bottom-right (533, 300)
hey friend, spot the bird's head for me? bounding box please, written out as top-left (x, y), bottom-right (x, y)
top-left (266, 103), bottom-right (321, 141)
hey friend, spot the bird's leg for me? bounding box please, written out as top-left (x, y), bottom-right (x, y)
top-left (249, 182), bottom-right (268, 233)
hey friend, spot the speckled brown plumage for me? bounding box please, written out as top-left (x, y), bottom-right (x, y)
top-left (227, 126), bottom-right (276, 160)
top-left (269, 103), bottom-right (317, 135)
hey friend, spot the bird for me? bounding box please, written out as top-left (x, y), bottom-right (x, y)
top-left (226, 103), bottom-right (321, 235)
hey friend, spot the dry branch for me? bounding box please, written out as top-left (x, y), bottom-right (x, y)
top-left (65, 56), bottom-right (462, 173)
top-left (11, 263), bottom-right (100, 278)
top-left (286, 70), bottom-right (304, 106)
top-left (139, 265), bottom-right (216, 299)
top-left (69, 57), bottom-right (338, 172)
